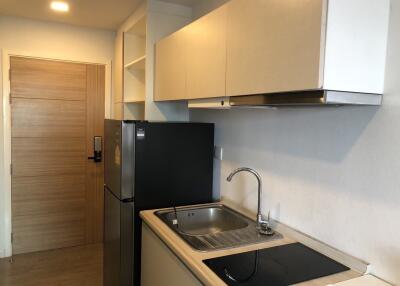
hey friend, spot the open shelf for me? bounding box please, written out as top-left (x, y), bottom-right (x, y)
top-left (124, 102), bottom-right (145, 120)
top-left (124, 98), bottom-right (145, 103)
top-left (125, 55), bottom-right (146, 71)
top-left (122, 14), bottom-right (147, 121)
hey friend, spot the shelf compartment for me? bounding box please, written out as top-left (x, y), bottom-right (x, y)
top-left (124, 99), bottom-right (145, 103)
top-left (124, 102), bottom-right (145, 120)
top-left (125, 55), bottom-right (146, 71)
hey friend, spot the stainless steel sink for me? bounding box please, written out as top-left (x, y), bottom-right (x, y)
top-left (155, 204), bottom-right (282, 252)
top-left (158, 205), bottom-right (249, 235)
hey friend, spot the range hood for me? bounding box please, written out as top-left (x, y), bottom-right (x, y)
top-left (188, 90), bottom-right (382, 109)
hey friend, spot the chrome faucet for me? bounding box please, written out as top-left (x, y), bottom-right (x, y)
top-left (227, 167), bottom-right (274, 236)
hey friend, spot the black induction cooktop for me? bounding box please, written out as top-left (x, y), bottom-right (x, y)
top-left (203, 243), bottom-right (350, 286)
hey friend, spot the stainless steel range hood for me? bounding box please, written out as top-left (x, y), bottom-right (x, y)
top-left (188, 90), bottom-right (382, 109)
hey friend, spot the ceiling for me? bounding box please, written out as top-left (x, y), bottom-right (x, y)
top-left (0, 0), bottom-right (143, 30)
top-left (0, 0), bottom-right (205, 30)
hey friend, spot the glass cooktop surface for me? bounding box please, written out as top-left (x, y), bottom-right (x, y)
top-left (204, 242), bottom-right (350, 286)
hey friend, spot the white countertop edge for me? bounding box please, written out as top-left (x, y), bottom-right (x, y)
top-left (328, 274), bottom-right (392, 286)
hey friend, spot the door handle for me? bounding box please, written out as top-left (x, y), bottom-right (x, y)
top-left (88, 136), bottom-right (102, 163)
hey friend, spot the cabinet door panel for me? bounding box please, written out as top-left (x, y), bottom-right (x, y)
top-left (141, 224), bottom-right (202, 286)
top-left (186, 6), bottom-right (227, 100)
top-left (155, 29), bottom-right (187, 101)
top-left (226, 0), bottom-right (326, 96)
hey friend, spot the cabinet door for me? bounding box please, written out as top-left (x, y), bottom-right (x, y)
top-left (154, 28), bottom-right (187, 101)
top-left (186, 6), bottom-right (227, 100)
top-left (141, 224), bottom-right (202, 286)
top-left (226, 0), bottom-right (326, 97)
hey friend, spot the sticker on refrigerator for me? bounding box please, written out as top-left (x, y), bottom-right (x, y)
top-left (137, 128), bottom-right (145, 140)
top-left (114, 145), bottom-right (121, 166)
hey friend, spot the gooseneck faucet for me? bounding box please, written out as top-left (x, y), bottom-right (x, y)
top-left (227, 167), bottom-right (274, 236)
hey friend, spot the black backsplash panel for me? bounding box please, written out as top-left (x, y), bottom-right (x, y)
top-left (204, 243), bottom-right (350, 286)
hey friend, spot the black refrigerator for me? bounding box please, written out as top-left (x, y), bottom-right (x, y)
top-left (104, 120), bottom-right (215, 286)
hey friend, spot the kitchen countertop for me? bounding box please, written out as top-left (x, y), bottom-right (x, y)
top-left (331, 275), bottom-right (391, 286)
top-left (140, 203), bottom-right (368, 286)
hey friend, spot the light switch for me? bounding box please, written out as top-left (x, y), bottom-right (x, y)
top-left (214, 146), bottom-right (223, 161)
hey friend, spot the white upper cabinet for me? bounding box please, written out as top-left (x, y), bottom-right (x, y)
top-left (155, 27), bottom-right (188, 101)
top-left (155, 5), bottom-right (227, 101)
top-left (155, 0), bottom-right (390, 102)
top-left (226, 0), bottom-right (325, 97)
top-left (185, 5), bottom-right (227, 100)
top-left (226, 0), bottom-right (390, 97)
top-left (322, 0), bottom-right (390, 94)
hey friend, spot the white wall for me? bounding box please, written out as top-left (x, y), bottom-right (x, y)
top-left (191, 0), bottom-right (400, 284)
top-left (0, 15), bottom-right (115, 257)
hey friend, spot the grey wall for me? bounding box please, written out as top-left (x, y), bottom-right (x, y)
top-left (191, 0), bottom-right (400, 284)
top-left (192, 0), bottom-right (229, 19)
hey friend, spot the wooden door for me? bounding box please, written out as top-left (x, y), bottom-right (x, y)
top-left (226, 0), bottom-right (326, 96)
top-left (185, 5), bottom-right (227, 100)
top-left (10, 57), bottom-right (105, 255)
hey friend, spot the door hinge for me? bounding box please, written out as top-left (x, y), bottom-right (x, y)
top-left (9, 93), bottom-right (12, 104)
top-left (10, 164), bottom-right (13, 176)
top-left (11, 233), bottom-right (13, 244)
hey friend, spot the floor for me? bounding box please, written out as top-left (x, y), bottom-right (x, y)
top-left (0, 244), bottom-right (103, 286)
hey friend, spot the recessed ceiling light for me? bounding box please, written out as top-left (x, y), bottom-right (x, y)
top-left (50, 1), bottom-right (69, 12)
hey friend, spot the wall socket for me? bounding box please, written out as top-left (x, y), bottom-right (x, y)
top-left (214, 146), bottom-right (224, 161)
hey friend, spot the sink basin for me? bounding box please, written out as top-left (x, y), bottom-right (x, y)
top-left (155, 204), bottom-right (282, 252)
top-left (157, 205), bottom-right (249, 236)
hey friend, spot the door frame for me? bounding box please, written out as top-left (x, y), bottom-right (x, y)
top-left (1, 48), bottom-right (112, 257)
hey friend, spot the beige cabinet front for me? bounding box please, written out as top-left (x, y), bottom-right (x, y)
top-left (226, 0), bottom-right (326, 97)
top-left (186, 5), bottom-right (227, 100)
top-left (155, 28), bottom-right (188, 101)
top-left (155, 0), bottom-right (389, 102)
top-left (141, 223), bottom-right (202, 286)
top-left (155, 5), bottom-right (227, 101)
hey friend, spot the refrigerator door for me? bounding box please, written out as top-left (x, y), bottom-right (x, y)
top-left (104, 187), bottom-right (135, 286)
top-left (104, 120), bottom-right (135, 200)
top-left (120, 201), bottom-right (135, 286)
top-left (104, 187), bottom-right (121, 286)
top-left (134, 122), bottom-right (214, 209)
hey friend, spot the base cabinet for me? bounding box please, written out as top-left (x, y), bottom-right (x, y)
top-left (141, 223), bottom-right (203, 286)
